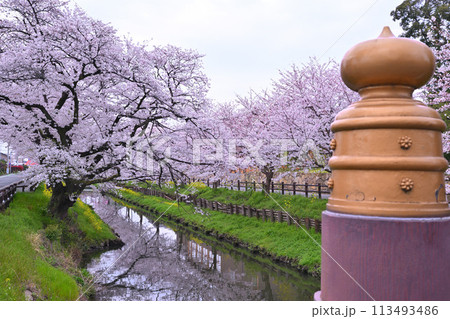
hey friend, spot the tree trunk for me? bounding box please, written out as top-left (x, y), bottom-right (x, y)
top-left (262, 167), bottom-right (274, 195)
top-left (48, 181), bottom-right (84, 220)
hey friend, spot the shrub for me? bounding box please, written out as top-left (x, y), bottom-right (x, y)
top-left (44, 224), bottom-right (62, 242)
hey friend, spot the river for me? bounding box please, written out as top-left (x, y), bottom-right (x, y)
top-left (81, 193), bottom-right (320, 301)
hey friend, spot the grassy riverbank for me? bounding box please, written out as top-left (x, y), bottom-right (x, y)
top-left (195, 187), bottom-right (325, 220)
top-left (116, 188), bottom-right (322, 276)
top-left (0, 185), bottom-right (118, 300)
top-left (137, 182), bottom-right (326, 220)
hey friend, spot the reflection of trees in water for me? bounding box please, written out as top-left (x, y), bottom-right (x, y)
top-left (185, 236), bottom-right (221, 271)
top-left (261, 272), bottom-right (274, 300)
top-left (84, 193), bottom-right (263, 301)
top-left (83, 193), bottom-right (320, 301)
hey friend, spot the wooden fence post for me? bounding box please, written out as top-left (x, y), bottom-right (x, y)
top-left (305, 182), bottom-right (309, 198)
top-left (281, 182), bottom-right (285, 195)
top-left (237, 180), bottom-right (240, 191)
top-left (253, 181), bottom-right (256, 191)
top-left (293, 182), bottom-right (296, 195)
top-left (318, 184), bottom-right (322, 199)
top-left (315, 220), bottom-right (321, 232)
top-left (271, 182), bottom-right (274, 193)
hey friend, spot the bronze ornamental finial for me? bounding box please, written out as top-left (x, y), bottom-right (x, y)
top-left (340, 26), bottom-right (435, 94)
top-left (327, 26), bottom-right (449, 217)
top-left (318, 26), bottom-right (450, 303)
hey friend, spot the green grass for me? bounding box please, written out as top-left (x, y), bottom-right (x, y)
top-left (0, 185), bottom-right (116, 300)
top-left (118, 188), bottom-right (321, 275)
top-left (195, 187), bottom-right (326, 220)
top-left (35, 260), bottom-right (79, 300)
top-left (69, 199), bottom-right (116, 247)
top-left (136, 181), bottom-right (327, 220)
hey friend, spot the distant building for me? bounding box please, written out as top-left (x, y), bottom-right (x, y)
top-left (0, 152), bottom-right (7, 162)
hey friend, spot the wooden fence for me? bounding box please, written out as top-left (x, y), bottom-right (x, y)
top-left (121, 185), bottom-right (322, 233)
top-left (189, 179), bottom-right (331, 199)
top-left (0, 183), bottom-right (18, 211)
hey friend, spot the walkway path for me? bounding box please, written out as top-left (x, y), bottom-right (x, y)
top-left (0, 174), bottom-right (24, 189)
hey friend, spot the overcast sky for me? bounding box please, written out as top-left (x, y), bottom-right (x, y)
top-left (1, 0), bottom-right (407, 155)
top-left (72, 0), bottom-right (404, 103)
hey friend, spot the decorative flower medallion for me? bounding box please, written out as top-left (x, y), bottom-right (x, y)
top-left (327, 178), bottom-right (335, 190)
top-left (400, 178), bottom-right (414, 192)
top-left (330, 139), bottom-right (337, 151)
top-left (398, 136), bottom-right (412, 150)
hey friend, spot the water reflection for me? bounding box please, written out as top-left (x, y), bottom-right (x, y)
top-left (82, 193), bottom-right (320, 301)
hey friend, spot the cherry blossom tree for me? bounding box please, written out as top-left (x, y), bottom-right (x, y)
top-left (206, 59), bottom-right (358, 193)
top-left (221, 93), bottom-right (296, 193)
top-left (132, 58), bottom-right (358, 193)
top-left (422, 21), bottom-right (450, 155)
top-left (0, 0), bottom-right (209, 219)
top-left (129, 105), bottom-right (221, 186)
top-left (271, 58), bottom-right (358, 168)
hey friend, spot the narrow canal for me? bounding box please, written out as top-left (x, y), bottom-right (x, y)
top-left (81, 193), bottom-right (320, 301)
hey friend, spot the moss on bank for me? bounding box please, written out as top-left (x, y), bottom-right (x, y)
top-left (0, 185), bottom-right (118, 300)
top-left (116, 188), bottom-right (321, 276)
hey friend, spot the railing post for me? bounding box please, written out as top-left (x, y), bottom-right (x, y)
top-left (305, 182), bottom-right (308, 198)
top-left (293, 182), bottom-right (296, 195)
top-left (237, 180), bottom-right (240, 191)
top-left (253, 181), bottom-right (256, 191)
top-left (318, 184), bottom-right (322, 199)
top-left (317, 27), bottom-right (450, 301)
top-left (281, 182), bottom-right (285, 195)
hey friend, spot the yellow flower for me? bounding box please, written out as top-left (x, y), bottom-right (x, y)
top-left (43, 185), bottom-right (52, 198)
top-left (189, 182), bottom-right (207, 189)
top-left (122, 188), bottom-right (140, 196)
top-left (164, 201), bottom-right (178, 207)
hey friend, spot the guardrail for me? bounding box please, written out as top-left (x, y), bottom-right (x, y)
top-left (0, 183), bottom-right (18, 211)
